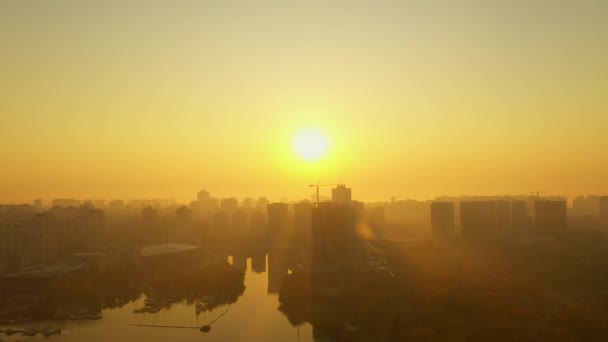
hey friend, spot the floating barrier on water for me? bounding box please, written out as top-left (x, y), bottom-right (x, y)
top-left (129, 305), bottom-right (230, 333)
top-left (0, 326), bottom-right (62, 337)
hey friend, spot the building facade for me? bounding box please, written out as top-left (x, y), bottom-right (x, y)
top-left (311, 203), bottom-right (358, 270)
top-left (534, 200), bottom-right (567, 235)
top-left (431, 202), bottom-right (455, 238)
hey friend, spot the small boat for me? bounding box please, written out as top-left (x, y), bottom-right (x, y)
top-left (42, 329), bottom-right (55, 337)
top-left (148, 306), bottom-right (162, 313)
top-left (22, 327), bottom-right (38, 336)
top-left (41, 326), bottom-right (61, 337)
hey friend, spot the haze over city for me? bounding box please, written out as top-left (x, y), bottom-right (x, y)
top-left (2, 1), bottom-right (608, 342)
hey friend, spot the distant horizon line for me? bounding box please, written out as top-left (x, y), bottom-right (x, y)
top-left (2, 193), bottom-right (605, 206)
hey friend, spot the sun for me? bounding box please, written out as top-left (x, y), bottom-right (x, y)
top-left (293, 128), bottom-right (330, 162)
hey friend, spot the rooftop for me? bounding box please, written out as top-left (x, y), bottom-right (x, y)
top-left (2, 261), bottom-right (86, 279)
top-left (139, 243), bottom-right (200, 257)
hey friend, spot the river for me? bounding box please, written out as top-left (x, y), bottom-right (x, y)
top-left (0, 255), bottom-right (314, 341)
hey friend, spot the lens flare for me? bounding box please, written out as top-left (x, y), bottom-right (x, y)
top-left (356, 222), bottom-right (376, 241)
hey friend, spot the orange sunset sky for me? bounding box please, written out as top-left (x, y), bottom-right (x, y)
top-left (1, 1), bottom-right (607, 202)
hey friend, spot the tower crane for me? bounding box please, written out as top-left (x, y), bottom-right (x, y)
top-left (531, 190), bottom-right (553, 197)
top-left (309, 182), bottom-right (338, 206)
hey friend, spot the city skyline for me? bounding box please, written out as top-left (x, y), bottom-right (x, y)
top-left (0, 190), bottom-right (595, 207)
top-left (3, 1), bottom-right (608, 340)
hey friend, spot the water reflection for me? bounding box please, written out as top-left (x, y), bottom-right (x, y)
top-left (0, 246), bottom-right (313, 341)
top-left (278, 269), bottom-right (399, 341)
top-left (251, 252), bottom-right (266, 274)
top-left (267, 248), bottom-right (289, 294)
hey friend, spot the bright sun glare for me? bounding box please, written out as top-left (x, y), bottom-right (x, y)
top-left (293, 128), bottom-right (330, 162)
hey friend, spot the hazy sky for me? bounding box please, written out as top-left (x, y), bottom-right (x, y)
top-left (1, 0), bottom-right (607, 203)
